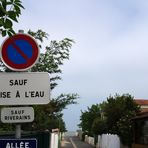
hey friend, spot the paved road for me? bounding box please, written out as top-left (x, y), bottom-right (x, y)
top-left (61, 136), bottom-right (94, 148)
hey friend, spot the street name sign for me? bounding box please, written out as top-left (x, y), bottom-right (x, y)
top-left (1, 107), bottom-right (34, 123)
top-left (0, 72), bottom-right (50, 105)
top-left (1, 34), bottom-right (39, 71)
top-left (0, 139), bottom-right (37, 148)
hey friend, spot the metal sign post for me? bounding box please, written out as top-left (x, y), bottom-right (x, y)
top-left (15, 124), bottom-right (21, 139)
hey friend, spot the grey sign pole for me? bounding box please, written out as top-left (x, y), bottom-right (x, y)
top-left (15, 30), bottom-right (24, 139)
top-left (15, 124), bottom-right (21, 139)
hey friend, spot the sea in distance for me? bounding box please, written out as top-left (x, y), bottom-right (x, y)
top-left (64, 131), bottom-right (77, 136)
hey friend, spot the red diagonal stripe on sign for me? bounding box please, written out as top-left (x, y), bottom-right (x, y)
top-left (11, 41), bottom-right (29, 61)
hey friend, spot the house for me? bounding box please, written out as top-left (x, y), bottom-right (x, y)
top-left (132, 99), bottom-right (148, 148)
top-left (134, 99), bottom-right (148, 112)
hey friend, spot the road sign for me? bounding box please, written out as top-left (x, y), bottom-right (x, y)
top-left (0, 139), bottom-right (37, 148)
top-left (1, 33), bottom-right (39, 71)
top-left (0, 72), bottom-right (50, 105)
top-left (1, 107), bottom-right (34, 123)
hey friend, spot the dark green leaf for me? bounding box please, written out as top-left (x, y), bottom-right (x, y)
top-left (8, 11), bottom-right (18, 22)
top-left (0, 5), bottom-right (7, 14)
top-left (7, 31), bottom-right (13, 36)
top-left (8, 28), bottom-right (15, 35)
top-left (4, 18), bottom-right (13, 28)
top-left (15, 2), bottom-right (25, 9)
top-left (14, 4), bottom-right (21, 15)
top-left (6, 2), bottom-right (13, 5)
top-left (2, 0), bottom-right (6, 10)
top-left (15, 0), bottom-right (21, 3)
top-left (2, 30), bottom-right (6, 37)
top-left (0, 11), bottom-right (5, 17)
top-left (0, 18), bottom-right (4, 26)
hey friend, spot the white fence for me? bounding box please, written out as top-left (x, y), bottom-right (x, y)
top-left (97, 134), bottom-right (120, 148)
top-left (84, 134), bottom-right (120, 148)
top-left (85, 135), bottom-right (95, 146)
top-left (50, 133), bottom-right (59, 148)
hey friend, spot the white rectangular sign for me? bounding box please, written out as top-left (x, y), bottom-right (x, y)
top-left (1, 107), bottom-right (34, 123)
top-left (0, 72), bottom-right (50, 105)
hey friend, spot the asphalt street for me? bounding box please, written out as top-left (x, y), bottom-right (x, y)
top-left (61, 136), bottom-right (94, 148)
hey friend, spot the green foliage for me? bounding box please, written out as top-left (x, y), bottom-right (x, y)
top-left (21, 93), bottom-right (78, 132)
top-left (79, 94), bottom-right (140, 146)
top-left (79, 104), bottom-right (101, 135)
top-left (104, 94), bottom-right (140, 129)
top-left (28, 30), bottom-right (74, 90)
top-left (115, 113), bottom-right (134, 146)
top-left (0, 123), bottom-right (15, 131)
top-left (0, 0), bottom-right (24, 36)
top-left (103, 94), bottom-right (140, 146)
top-left (92, 118), bottom-right (107, 135)
top-left (48, 94), bottom-right (78, 113)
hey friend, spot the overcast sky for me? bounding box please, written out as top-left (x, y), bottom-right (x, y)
top-left (1, 0), bottom-right (148, 131)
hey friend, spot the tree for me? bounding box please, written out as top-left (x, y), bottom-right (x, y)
top-left (91, 118), bottom-right (107, 135)
top-left (79, 94), bottom-right (140, 146)
top-left (28, 30), bottom-right (74, 90)
top-left (0, 0), bottom-right (24, 36)
top-left (25, 93), bottom-right (78, 132)
top-left (0, 0), bottom-right (79, 132)
top-left (26, 30), bottom-right (79, 131)
top-left (103, 94), bottom-right (140, 146)
top-left (0, 29), bottom-right (79, 131)
top-left (79, 104), bottom-right (101, 136)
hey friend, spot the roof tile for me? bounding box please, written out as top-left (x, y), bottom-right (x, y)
top-left (134, 99), bottom-right (148, 105)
